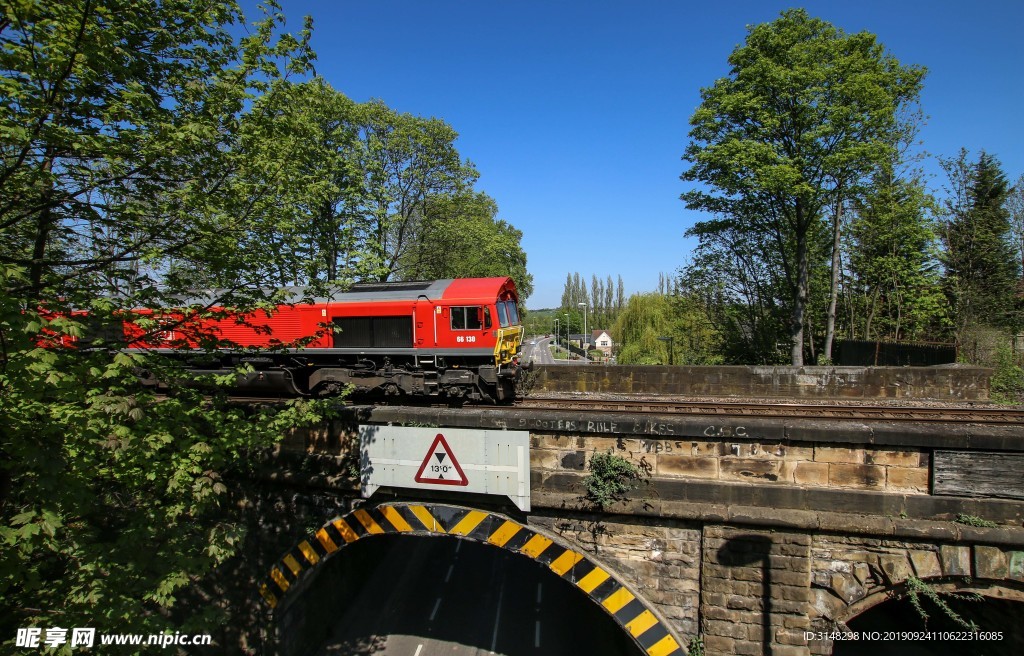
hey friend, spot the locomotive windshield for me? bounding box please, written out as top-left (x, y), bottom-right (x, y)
top-left (505, 300), bottom-right (520, 325)
top-left (496, 302), bottom-right (509, 327)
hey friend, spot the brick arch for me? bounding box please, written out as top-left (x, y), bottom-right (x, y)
top-left (835, 578), bottom-right (1024, 627)
top-left (259, 501), bottom-right (684, 656)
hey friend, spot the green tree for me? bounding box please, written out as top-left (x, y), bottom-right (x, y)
top-left (1008, 174), bottom-right (1024, 292)
top-left (397, 191), bottom-right (533, 300)
top-left (354, 102), bottom-right (478, 282)
top-left (940, 150), bottom-right (1019, 334)
top-left (611, 292), bottom-right (719, 365)
top-left (0, 0), bottom-right (334, 642)
top-left (612, 293), bottom-right (674, 364)
top-left (681, 9), bottom-right (925, 365)
top-left (679, 225), bottom-right (790, 363)
top-left (846, 169), bottom-right (946, 341)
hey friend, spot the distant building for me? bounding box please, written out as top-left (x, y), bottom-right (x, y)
top-left (592, 330), bottom-right (613, 356)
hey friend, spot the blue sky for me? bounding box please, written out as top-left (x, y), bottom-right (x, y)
top-left (268, 1), bottom-right (1023, 310)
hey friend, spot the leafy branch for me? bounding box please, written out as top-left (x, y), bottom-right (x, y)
top-left (582, 451), bottom-right (645, 510)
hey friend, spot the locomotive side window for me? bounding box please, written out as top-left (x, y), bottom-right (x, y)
top-left (451, 306), bottom-right (488, 330)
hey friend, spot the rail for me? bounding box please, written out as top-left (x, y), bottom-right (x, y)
top-left (511, 396), bottom-right (1024, 425)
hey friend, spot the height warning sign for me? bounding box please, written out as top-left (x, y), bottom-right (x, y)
top-left (414, 434), bottom-right (469, 486)
top-left (359, 425), bottom-right (531, 511)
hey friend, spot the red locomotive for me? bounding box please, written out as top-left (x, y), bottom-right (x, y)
top-left (119, 277), bottom-right (525, 403)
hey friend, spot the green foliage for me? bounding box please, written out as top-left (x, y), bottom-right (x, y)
top-left (398, 191), bottom-right (533, 300)
top-left (0, 288), bottom-right (337, 637)
top-left (990, 347), bottom-right (1024, 404)
top-left (0, 0), bottom-right (349, 642)
top-left (687, 635), bottom-right (706, 656)
top-left (940, 150), bottom-right (1020, 335)
top-left (954, 514), bottom-right (998, 528)
top-left (582, 452), bottom-right (643, 510)
top-left (847, 171), bottom-right (948, 341)
top-left (612, 292), bottom-right (721, 365)
top-left (681, 9), bottom-right (925, 365)
top-left (613, 293), bottom-right (675, 364)
top-left (558, 272), bottom-right (624, 332)
top-left (903, 575), bottom-right (982, 631)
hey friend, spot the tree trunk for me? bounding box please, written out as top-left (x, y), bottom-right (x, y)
top-left (824, 197), bottom-right (843, 362)
top-left (790, 201), bottom-right (808, 366)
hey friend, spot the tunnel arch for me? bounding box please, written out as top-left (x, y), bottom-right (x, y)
top-left (824, 578), bottom-right (1024, 655)
top-left (834, 578), bottom-right (1024, 627)
top-left (259, 501), bottom-right (684, 656)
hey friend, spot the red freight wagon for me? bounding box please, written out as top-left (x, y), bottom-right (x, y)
top-left (129, 277), bottom-right (525, 403)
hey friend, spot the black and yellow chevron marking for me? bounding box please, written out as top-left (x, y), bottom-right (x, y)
top-left (260, 502), bottom-right (683, 656)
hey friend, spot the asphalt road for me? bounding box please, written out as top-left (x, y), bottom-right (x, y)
top-left (520, 337), bottom-right (555, 366)
top-left (311, 534), bottom-right (642, 656)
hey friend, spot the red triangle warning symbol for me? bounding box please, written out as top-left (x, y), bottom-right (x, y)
top-left (414, 433), bottom-right (469, 486)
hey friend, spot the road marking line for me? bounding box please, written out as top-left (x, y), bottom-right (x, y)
top-left (414, 645), bottom-right (423, 656)
top-left (430, 598), bottom-right (442, 621)
top-left (536, 583), bottom-right (543, 604)
top-left (490, 576), bottom-right (506, 652)
top-left (535, 620), bottom-right (541, 648)
top-left (445, 564), bottom-right (454, 583)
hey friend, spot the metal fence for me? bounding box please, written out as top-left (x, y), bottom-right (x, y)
top-left (834, 339), bottom-right (957, 366)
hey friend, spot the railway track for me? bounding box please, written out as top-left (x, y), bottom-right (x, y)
top-left (223, 393), bottom-right (1023, 425)
top-left (512, 396), bottom-right (1024, 425)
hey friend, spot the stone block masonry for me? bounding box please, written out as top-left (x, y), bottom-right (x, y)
top-left (530, 433), bottom-right (932, 494)
top-left (248, 403), bottom-right (1024, 656)
top-left (529, 513), bottom-right (703, 639)
top-left (535, 364), bottom-right (992, 401)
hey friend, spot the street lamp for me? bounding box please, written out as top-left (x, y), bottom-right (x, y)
top-left (578, 302), bottom-right (588, 363)
top-left (657, 335), bottom-right (675, 366)
top-left (554, 318), bottom-right (560, 360)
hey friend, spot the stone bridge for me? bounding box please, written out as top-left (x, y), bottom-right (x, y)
top-left (245, 400), bottom-right (1024, 656)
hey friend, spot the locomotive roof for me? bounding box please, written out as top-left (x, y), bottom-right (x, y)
top-left (164, 277), bottom-right (517, 307)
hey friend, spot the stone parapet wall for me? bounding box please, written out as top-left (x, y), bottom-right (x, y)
top-left (531, 434), bottom-right (931, 495)
top-left (535, 364), bottom-right (992, 401)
